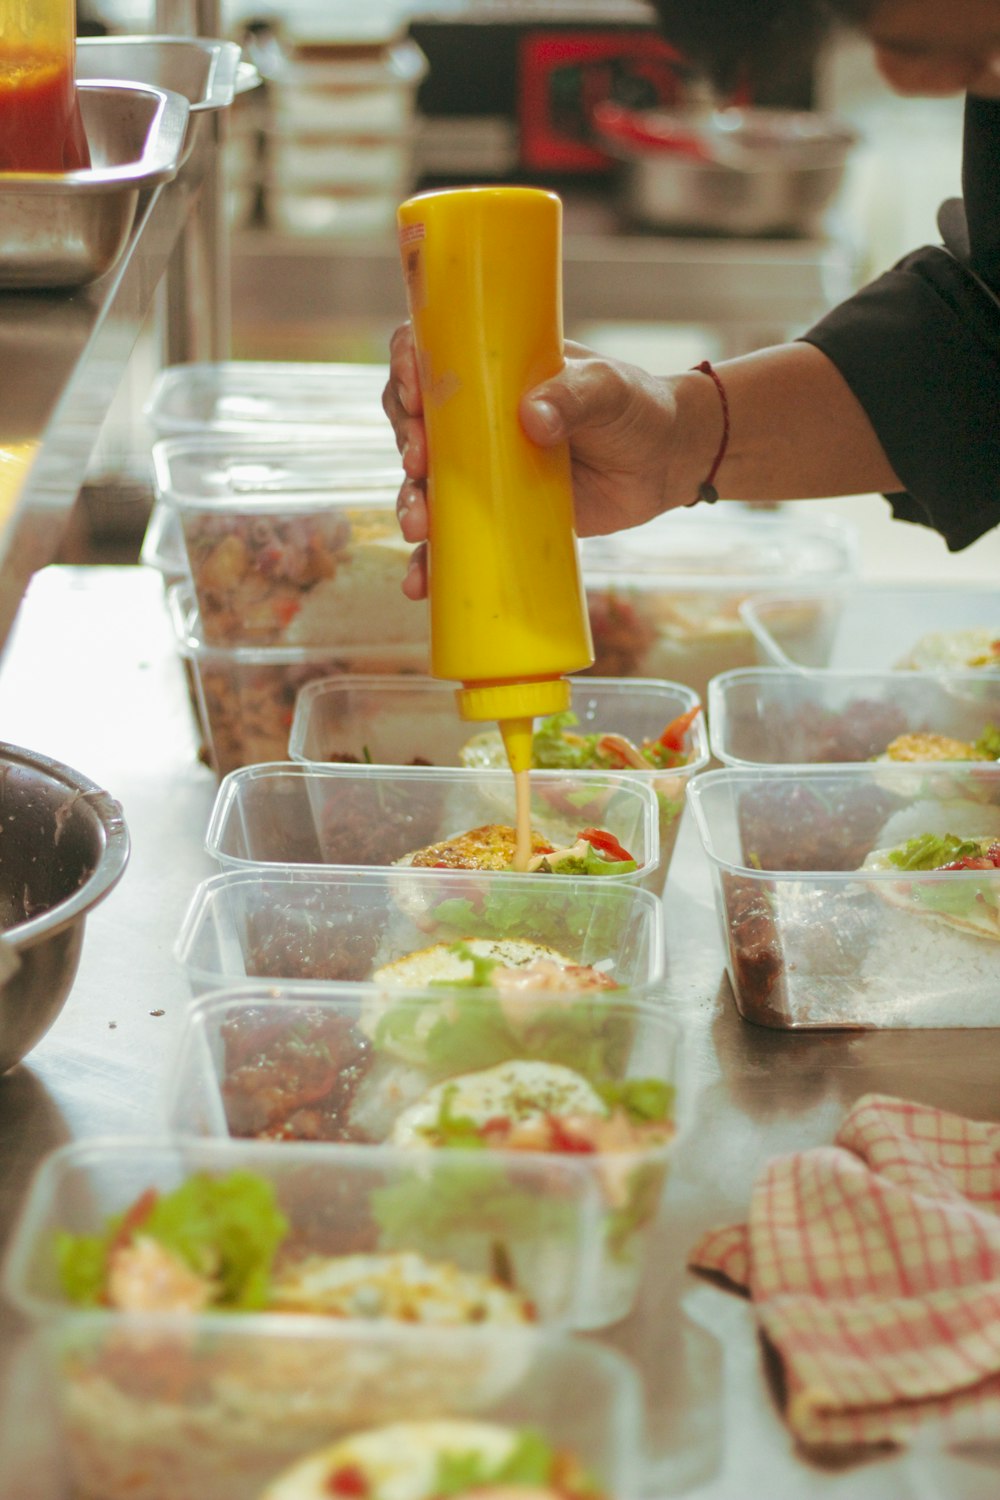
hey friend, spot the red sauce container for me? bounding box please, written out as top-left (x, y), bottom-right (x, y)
top-left (0, 0), bottom-right (90, 171)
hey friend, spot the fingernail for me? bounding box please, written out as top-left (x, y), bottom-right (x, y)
top-left (528, 398), bottom-right (562, 438)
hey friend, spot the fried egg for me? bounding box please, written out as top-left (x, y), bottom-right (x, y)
top-left (876, 731), bottom-right (982, 763)
top-left (395, 824), bottom-right (553, 871)
top-left (268, 1250), bottom-right (534, 1326)
top-left (371, 938), bottom-right (567, 988)
top-left (261, 1420), bottom-right (539, 1500)
top-left (896, 628), bottom-right (1000, 671)
top-left (389, 1059), bottom-right (608, 1148)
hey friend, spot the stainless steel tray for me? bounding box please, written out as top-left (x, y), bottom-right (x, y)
top-left (76, 35), bottom-right (247, 115)
top-left (0, 81), bottom-right (189, 291)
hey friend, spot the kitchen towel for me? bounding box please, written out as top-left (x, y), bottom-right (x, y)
top-left (690, 1092), bottom-right (1000, 1452)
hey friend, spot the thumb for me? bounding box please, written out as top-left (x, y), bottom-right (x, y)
top-left (519, 385), bottom-right (568, 446)
top-left (520, 355), bottom-right (632, 447)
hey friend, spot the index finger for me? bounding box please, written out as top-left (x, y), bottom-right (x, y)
top-left (388, 322), bottom-right (423, 416)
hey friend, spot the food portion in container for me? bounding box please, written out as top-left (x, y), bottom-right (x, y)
top-left (169, 989), bottom-right (678, 1326)
top-left (709, 667), bottom-right (1000, 769)
top-left (289, 676), bottom-right (707, 893)
top-left (862, 833), bottom-right (1000, 942)
top-left (896, 627), bottom-right (1000, 672)
top-left (394, 822), bottom-right (640, 877)
top-left (260, 1419), bottom-right (606, 1500)
top-left (206, 765), bottom-right (660, 890)
top-left (6, 1137), bottom-right (636, 1500)
top-left (176, 870), bottom-right (663, 999)
top-left (688, 764), bottom-right (1000, 1028)
top-left (168, 586), bottom-right (429, 777)
top-left (56, 1169), bottom-right (535, 1326)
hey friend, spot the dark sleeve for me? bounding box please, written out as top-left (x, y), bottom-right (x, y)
top-left (799, 98), bottom-right (1000, 553)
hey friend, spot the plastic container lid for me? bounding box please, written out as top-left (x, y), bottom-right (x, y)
top-left (151, 435), bottom-right (403, 511)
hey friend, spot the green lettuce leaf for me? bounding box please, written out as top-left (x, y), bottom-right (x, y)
top-left (371, 1160), bottom-right (578, 1255)
top-left (886, 833), bottom-right (985, 871)
top-left (973, 723), bottom-right (1000, 759)
top-left (56, 1172), bottom-right (289, 1310)
top-left (434, 1429), bottom-right (557, 1495)
top-left (595, 1077), bottom-right (675, 1124)
top-left (605, 1159), bottom-right (671, 1259)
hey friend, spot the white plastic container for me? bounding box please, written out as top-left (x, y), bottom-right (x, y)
top-left (4, 1136), bottom-right (643, 1499)
top-left (580, 509), bottom-right (858, 702)
top-left (289, 673), bottom-right (709, 892)
top-left (741, 583), bottom-right (1000, 672)
top-left (204, 762), bottom-right (662, 889)
top-left (709, 667), bottom-right (1000, 767)
top-left (145, 361), bottom-right (392, 439)
top-left (165, 984), bottom-right (682, 1329)
top-left (174, 866), bottom-right (666, 997)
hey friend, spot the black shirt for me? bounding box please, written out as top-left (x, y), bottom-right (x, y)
top-left (801, 95), bottom-right (1000, 551)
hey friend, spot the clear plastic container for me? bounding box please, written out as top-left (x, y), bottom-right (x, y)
top-left (4, 1137), bottom-right (642, 1500)
top-left (139, 500), bottom-right (187, 586)
top-left (741, 583), bottom-right (1000, 672)
top-left (289, 673), bottom-right (709, 892)
top-left (709, 667), bottom-right (1000, 767)
top-left (164, 984), bottom-right (681, 1328)
top-left (144, 360), bottom-right (392, 439)
top-left (204, 762), bottom-right (662, 889)
top-left (580, 509), bottom-right (858, 703)
top-left (153, 438), bottom-right (413, 648)
top-left (174, 866), bottom-right (666, 997)
top-left (687, 763), bottom-right (1000, 1029)
top-left (168, 586), bottom-right (429, 777)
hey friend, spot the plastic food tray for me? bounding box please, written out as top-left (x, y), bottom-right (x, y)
top-left (687, 762), bottom-right (1000, 1029)
top-left (0, 81), bottom-right (188, 290)
top-left (740, 582), bottom-right (1000, 672)
top-left (580, 509), bottom-right (858, 703)
top-left (204, 762), bottom-right (662, 889)
top-left (167, 586), bottom-right (428, 777)
top-left (4, 1136), bottom-right (642, 1499)
top-left (152, 438), bottom-right (410, 648)
top-left (164, 984), bottom-right (681, 1329)
top-left (145, 360), bottom-right (392, 439)
top-left (289, 673), bottom-right (708, 894)
top-left (174, 865), bottom-right (666, 997)
top-left (708, 667), bottom-right (1000, 767)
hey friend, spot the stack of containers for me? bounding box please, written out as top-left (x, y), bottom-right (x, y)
top-left (249, 8), bottom-right (428, 237)
top-left (682, 580), bottom-right (1000, 1030)
top-left (143, 362), bottom-right (429, 775)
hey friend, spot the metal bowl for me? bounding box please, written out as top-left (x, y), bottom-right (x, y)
top-left (593, 104), bottom-right (858, 237)
top-left (0, 744), bottom-right (129, 1075)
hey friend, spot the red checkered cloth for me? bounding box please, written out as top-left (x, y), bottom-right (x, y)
top-left (689, 1093), bottom-right (1000, 1453)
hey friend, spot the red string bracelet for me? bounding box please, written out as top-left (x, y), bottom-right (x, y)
top-left (691, 359), bottom-right (730, 504)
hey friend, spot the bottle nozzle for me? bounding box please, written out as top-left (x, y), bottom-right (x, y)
top-left (499, 716), bottom-right (534, 775)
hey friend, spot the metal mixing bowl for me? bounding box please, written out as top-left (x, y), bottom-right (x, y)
top-left (0, 744), bottom-right (129, 1074)
top-left (593, 104), bottom-right (858, 237)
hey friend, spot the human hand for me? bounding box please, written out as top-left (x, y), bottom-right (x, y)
top-left (383, 326), bottom-right (719, 600)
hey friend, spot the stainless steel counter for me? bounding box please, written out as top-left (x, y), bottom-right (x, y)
top-left (0, 565), bottom-right (997, 1499)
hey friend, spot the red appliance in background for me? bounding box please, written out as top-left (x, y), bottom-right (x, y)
top-left (518, 30), bottom-right (686, 174)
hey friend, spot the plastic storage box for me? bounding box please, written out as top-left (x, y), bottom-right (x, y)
top-left (174, 866), bottom-right (666, 997)
top-left (4, 1137), bottom-right (642, 1500)
top-left (580, 509), bottom-right (858, 703)
top-left (289, 673), bottom-right (709, 892)
top-left (687, 763), bottom-right (1000, 1029)
top-left (145, 360), bottom-right (392, 438)
top-left (709, 667), bottom-right (1000, 767)
top-left (204, 762), bottom-right (662, 889)
top-left (165, 984), bottom-right (681, 1328)
top-left (168, 587), bottom-right (429, 776)
top-left (741, 583), bottom-right (1000, 672)
top-left (152, 437), bottom-right (413, 648)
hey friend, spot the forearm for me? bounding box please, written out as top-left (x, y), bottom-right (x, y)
top-left (666, 340), bottom-right (903, 504)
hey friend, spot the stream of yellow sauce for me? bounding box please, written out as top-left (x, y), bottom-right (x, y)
top-left (512, 766), bottom-right (532, 873)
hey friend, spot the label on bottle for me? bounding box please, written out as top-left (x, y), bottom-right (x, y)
top-left (400, 221), bottom-right (426, 313)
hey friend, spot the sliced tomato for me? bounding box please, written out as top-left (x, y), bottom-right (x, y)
top-left (580, 827), bottom-right (635, 863)
top-left (327, 1464), bottom-right (370, 1496)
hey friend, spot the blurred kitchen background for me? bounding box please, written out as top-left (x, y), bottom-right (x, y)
top-left (74, 0), bottom-right (998, 583)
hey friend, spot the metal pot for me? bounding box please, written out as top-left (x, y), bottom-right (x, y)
top-left (593, 103), bottom-right (858, 237)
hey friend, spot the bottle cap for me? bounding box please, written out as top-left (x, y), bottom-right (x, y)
top-left (456, 678), bottom-right (571, 724)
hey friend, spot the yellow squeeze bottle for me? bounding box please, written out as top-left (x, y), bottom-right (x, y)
top-left (396, 186), bottom-right (594, 867)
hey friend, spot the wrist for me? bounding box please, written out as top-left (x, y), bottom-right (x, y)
top-left (663, 369), bottom-right (728, 507)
